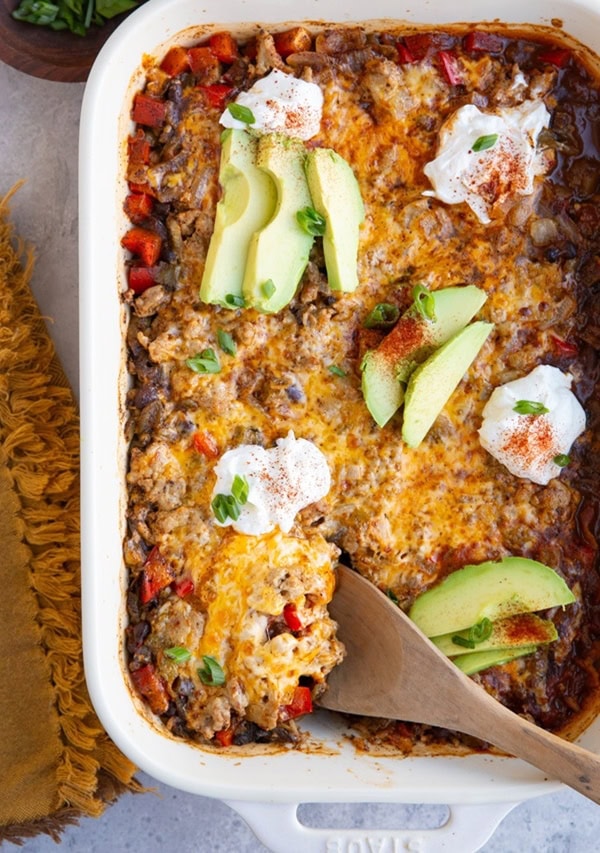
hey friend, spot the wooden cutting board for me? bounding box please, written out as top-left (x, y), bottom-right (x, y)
top-left (0, 0), bottom-right (134, 82)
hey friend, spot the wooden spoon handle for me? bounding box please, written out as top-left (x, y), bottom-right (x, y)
top-left (459, 684), bottom-right (600, 803)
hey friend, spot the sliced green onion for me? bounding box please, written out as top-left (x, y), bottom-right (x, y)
top-left (472, 133), bottom-right (498, 152)
top-left (198, 655), bottom-right (226, 686)
top-left (217, 328), bottom-right (236, 356)
top-left (469, 617), bottom-right (493, 644)
top-left (412, 284), bottom-right (436, 321)
top-left (296, 206), bottom-right (326, 236)
top-left (451, 634), bottom-right (476, 649)
top-left (186, 348), bottom-right (220, 374)
top-left (225, 293), bottom-right (246, 308)
top-left (231, 474), bottom-right (249, 506)
top-left (328, 365), bottom-right (347, 377)
top-left (364, 303), bottom-right (400, 330)
top-left (553, 453), bottom-right (571, 467)
top-left (228, 103), bottom-right (255, 124)
top-left (211, 493), bottom-right (241, 523)
top-left (262, 279), bottom-right (276, 299)
top-left (513, 400), bottom-right (550, 415)
top-left (386, 589), bottom-right (400, 605)
top-left (164, 646), bottom-right (192, 663)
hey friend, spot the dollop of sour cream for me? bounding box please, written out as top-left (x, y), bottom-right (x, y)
top-left (211, 432), bottom-right (331, 535)
top-left (478, 365), bottom-right (586, 485)
top-left (423, 100), bottom-right (550, 224)
top-left (220, 68), bottom-right (323, 140)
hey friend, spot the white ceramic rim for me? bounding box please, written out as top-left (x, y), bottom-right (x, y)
top-left (79, 0), bottom-right (600, 806)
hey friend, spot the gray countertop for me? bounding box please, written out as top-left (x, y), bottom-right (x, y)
top-left (2, 56), bottom-right (599, 853)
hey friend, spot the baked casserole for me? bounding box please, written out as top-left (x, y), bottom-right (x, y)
top-left (121, 22), bottom-right (600, 750)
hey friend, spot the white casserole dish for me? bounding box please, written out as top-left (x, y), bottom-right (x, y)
top-left (79, 1), bottom-right (600, 849)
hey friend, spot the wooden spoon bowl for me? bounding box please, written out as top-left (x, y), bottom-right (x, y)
top-left (320, 564), bottom-right (600, 804)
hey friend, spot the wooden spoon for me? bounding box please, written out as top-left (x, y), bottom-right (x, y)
top-left (319, 564), bottom-right (600, 804)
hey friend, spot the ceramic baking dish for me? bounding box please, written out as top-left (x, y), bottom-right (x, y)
top-left (79, 0), bottom-right (600, 849)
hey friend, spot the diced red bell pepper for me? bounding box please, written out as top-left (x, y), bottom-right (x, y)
top-left (192, 429), bottom-right (220, 458)
top-left (128, 265), bottom-right (157, 294)
top-left (131, 664), bottom-right (170, 714)
top-left (463, 30), bottom-right (504, 53)
top-left (273, 26), bottom-right (312, 58)
top-left (132, 92), bottom-right (168, 128)
top-left (215, 725), bottom-right (235, 746)
top-left (283, 603), bottom-right (303, 633)
top-left (550, 334), bottom-right (578, 356)
top-left (198, 83), bottom-right (233, 110)
top-left (139, 546), bottom-right (175, 604)
top-left (160, 45), bottom-right (190, 76)
top-left (209, 31), bottom-right (239, 63)
top-left (281, 685), bottom-right (313, 721)
top-left (437, 50), bottom-right (463, 86)
top-left (188, 46), bottom-right (220, 76)
top-left (172, 576), bottom-right (195, 598)
top-left (538, 47), bottom-right (570, 68)
top-left (128, 180), bottom-right (155, 196)
top-left (127, 130), bottom-right (152, 165)
top-left (124, 192), bottom-right (154, 225)
top-left (396, 43), bottom-right (416, 64)
top-left (121, 227), bottom-right (162, 266)
top-left (403, 32), bottom-right (436, 60)
top-left (242, 37), bottom-right (257, 61)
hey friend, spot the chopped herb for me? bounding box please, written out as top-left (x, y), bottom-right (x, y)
top-left (553, 453), bottom-right (571, 467)
top-left (452, 617), bottom-right (493, 649)
top-left (296, 206), bottom-right (326, 236)
top-left (328, 365), bottom-right (347, 377)
top-left (231, 474), bottom-right (249, 506)
top-left (470, 617), bottom-right (493, 644)
top-left (513, 400), bottom-right (550, 415)
top-left (12, 0), bottom-right (140, 37)
top-left (261, 279), bottom-right (276, 299)
top-left (211, 493), bottom-right (240, 523)
top-left (386, 589), bottom-right (400, 605)
top-left (217, 328), bottom-right (236, 356)
top-left (198, 655), bottom-right (226, 686)
top-left (412, 284), bottom-right (436, 321)
top-left (451, 634), bottom-right (476, 649)
top-left (186, 348), bottom-right (220, 374)
top-left (228, 103), bottom-right (255, 124)
top-left (164, 646), bottom-right (191, 663)
top-left (225, 293), bottom-right (246, 308)
top-left (364, 303), bottom-right (400, 330)
top-left (472, 133), bottom-right (499, 152)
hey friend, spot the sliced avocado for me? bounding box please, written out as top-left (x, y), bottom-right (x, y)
top-left (361, 285), bottom-right (487, 427)
top-left (453, 645), bottom-right (539, 676)
top-left (305, 147), bottom-right (365, 292)
top-left (409, 556), bottom-right (575, 639)
top-left (200, 129), bottom-right (277, 308)
top-left (432, 613), bottom-right (558, 657)
top-left (401, 320), bottom-right (493, 447)
top-left (243, 134), bottom-right (314, 313)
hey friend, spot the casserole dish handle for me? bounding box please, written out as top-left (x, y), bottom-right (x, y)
top-left (225, 799), bottom-right (519, 852)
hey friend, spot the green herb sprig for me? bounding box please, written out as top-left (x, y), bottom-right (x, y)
top-left (297, 206), bottom-right (326, 236)
top-left (513, 400), bottom-right (550, 415)
top-left (186, 348), bottom-right (220, 374)
top-left (451, 617), bottom-right (493, 650)
top-left (198, 655), bottom-right (226, 686)
top-left (12, 0), bottom-right (141, 37)
top-left (227, 103), bottom-right (255, 124)
top-left (212, 474), bottom-right (249, 523)
top-left (412, 284), bottom-right (436, 321)
top-left (472, 133), bottom-right (499, 152)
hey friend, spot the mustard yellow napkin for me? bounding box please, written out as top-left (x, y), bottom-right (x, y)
top-left (0, 184), bottom-right (141, 844)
